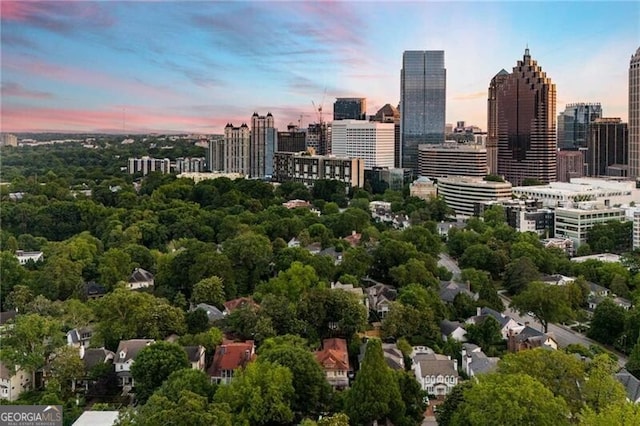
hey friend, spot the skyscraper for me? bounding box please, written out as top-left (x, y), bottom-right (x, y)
top-left (333, 98), bottom-right (366, 120)
top-left (224, 123), bottom-right (250, 174)
top-left (331, 120), bottom-right (394, 170)
top-left (487, 69), bottom-right (509, 175)
top-left (587, 118), bottom-right (628, 177)
top-left (250, 112), bottom-right (277, 178)
top-left (371, 103), bottom-right (401, 167)
top-left (400, 50), bottom-right (446, 173)
top-left (495, 48), bottom-right (557, 185)
top-left (629, 47), bottom-right (640, 179)
top-left (557, 103), bottom-right (602, 149)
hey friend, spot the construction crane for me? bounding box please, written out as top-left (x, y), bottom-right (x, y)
top-left (311, 88), bottom-right (327, 125)
top-left (298, 113), bottom-right (309, 129)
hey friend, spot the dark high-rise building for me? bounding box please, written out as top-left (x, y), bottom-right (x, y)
top-left (630, 47), bottom-right (640, 178)
top-left (207, 138), bottom-right (225, 172)
top-left (587, 118), bottom-right (628, 177)
top-left (277, 124), bottom-right (307, 153)
top-left (333, 98), bottom-right (366, 120)
top-left (371, 103), bottom-right (401, 167)
top-left (250, 112), bottom-right (277, 178)
top-left (495, 48), bottom-right (557, 185)
top-left (306, 123), bottom-right (331, 155)
top-left (557, 103), bottom-right (602, 149)
top-left (400, 50), bottom-right (446, 174)
top-left (487, 69), bottom-right (510, 175)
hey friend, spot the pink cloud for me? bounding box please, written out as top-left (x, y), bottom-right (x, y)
top-left (1, 1), bottom-right (114, 32)
top-left (0, 105), bottom-right (251, 134)
top-left (3, 55), bottom-right (182, 101)
top-left (1, 82), bottom-right (53, 99)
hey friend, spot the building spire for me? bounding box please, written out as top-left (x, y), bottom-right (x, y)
top-left (524, 44), bottom-right (530, 59)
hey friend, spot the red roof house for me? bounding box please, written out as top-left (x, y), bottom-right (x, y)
top-left (208, 340), bottom-right (256, 384)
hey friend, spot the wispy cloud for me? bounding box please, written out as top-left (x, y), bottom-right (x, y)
top-left (0, 1), bottom-right (115, 34)
top-left (452, 91), bottom-right (486, 101)
top-left (1, 82), bottom-right (53, 99)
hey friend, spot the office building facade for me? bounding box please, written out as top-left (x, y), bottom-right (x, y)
top-left (417, 142), bottom-right (488, 178)
top-left (487, 69), bottom-right (509, 175)
top-left (495, 49), bottom-right (557, 185)
top-left (331, 120), bottom-right (395, 170)
top-left (557, 103), bottom-right (603, 149)
top-left (371, 104), bottom-right (401, 168)
top-left (556, 150), bottom-right (584, 182)
top-left (587, 118), bottom-right (628, 177)
top-left (277, 125), bottom-right (307, 153)
top-left (250, 113), bottom-right (277, 178)
top-left (272, 152), bottom-right (364, 188)
top-left (207, 138), bottom-right (225, 172)
top-left (436, 176), bottom-right (512, 217)
top-left (555, 204), bottom-right (626, 248)
top-left (334, 98), bottom-right (366, 120)
top-left (224, 123), bottom-right (250, 175)
top-left (629, 47), bottom-right (640, 178)
top-left (400, 50), bottom-right (446, 173)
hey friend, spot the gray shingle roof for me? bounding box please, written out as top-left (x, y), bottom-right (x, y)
top-left (616, 369), bottom-right (640, 402)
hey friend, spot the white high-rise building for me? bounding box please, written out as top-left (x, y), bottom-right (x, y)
top-left (629, 47), bottom-right (640, 179)
top-left (634, 211), bottom-right (640, 250)
top-left (331, 120), bottom-right (394, 170)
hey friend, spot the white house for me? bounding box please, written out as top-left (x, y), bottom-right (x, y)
top-left (15, 250), bottom-right (44, 265)
top-left (440, 320), bottom-right (467, 342)
top-left (411, 347), bottom-right (458, 396)
top-left (114, 339), bottom-right (154, 388)
top-left (127, 268), bottom-right (154, 290)
top-left (461, 343), bottom-right (499, 378)
top-left (466, 307), bottom-right (524, 339)
top-left (0, 363), bottom-right (31, 401)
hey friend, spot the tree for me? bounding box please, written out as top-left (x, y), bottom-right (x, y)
top-left (0, 314), bottom-right (64, 380)
top-left (498, 348), bottom-right (586, 413)
top-left (133, 390), bottom-right (233, 426)
top-left (49, 345), bottom-right (85, 396)
top-left (0, 251), bottom-right (26, 309)
top-left (191, 276), bottom-right (226, 307)
top-left (436, 382), bottom-right (472, 426)
top-left (465, 316), bottom-right (503, 355)
top-left (345, 339), bottom-right (405, 425)
top-left (259, 339), bottom-right (332, 420)
top-left (297, 288), bottom-right (368, 341)
top-left (214, 361), bottom-right (295, 425)
top-left (583, 354), bottom-right (627, 413)
top-left (625, 339), bottom-right (640, 379)
top-left (587, 298), bottom-right (626, 345)
top-left (255, 261), bottom-right (320, 303)
top-left (131, 341), bottom-right (190, 403)
top-left (154, 368), bottom-right (216, 402)
top-left (396, 369), bottom-right (428, 426)
top-left (381, 302), bottom-right (439, 345)
top-left (451, 373), bottom-right (570, 426)
top-left (579, 402), bottom-right (640, 426)
top-left (511, 281), bottom-right (573, 333)
top-left (503, 256), bottom-right (539, 295)
top-left (222, 232), bottom-right (272, 295)
top-left (98, 248), bottom-right (133, 289)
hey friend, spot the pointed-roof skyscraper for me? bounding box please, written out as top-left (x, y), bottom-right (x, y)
top-left (629, 47), bottom-right (640, 179)
top-left (495, 48), bottom-right (557, 185)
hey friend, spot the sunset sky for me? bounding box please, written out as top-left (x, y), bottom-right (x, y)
top-left (1, 1), bottom-right (638, 134)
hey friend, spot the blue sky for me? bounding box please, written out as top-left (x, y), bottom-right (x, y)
top-left (1, 1), bottom-right (638, 133)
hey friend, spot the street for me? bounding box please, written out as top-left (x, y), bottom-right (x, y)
top-left (438, 253), bottom-right (461, 280)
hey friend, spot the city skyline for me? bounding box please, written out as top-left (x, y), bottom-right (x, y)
top-left (1, 1), bottom-right (638, 134)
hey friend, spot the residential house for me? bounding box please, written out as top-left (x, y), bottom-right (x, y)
top-left (287, 237), bottom-right (301, 248)
top-left (440, 320), bottom-right (467, 342)
top-left (319, 247), bottom-right (343, 265)
top-left (466, 307), bottom-right (524, 339)
top-left (461, 343), bottom-right (499, 378)
top-left (315, 338), bottom-right (351, 390)
top-left (15, 250), bottom-right (44, 265)
top-left (588, 294), bottom-right (633, 312)
top-left (343, 231), bottom-right (362, 247)
top-left (615, 369), bottom-right (640, 403)
top-left (411, 347), bottom-right (459, 396)
top-left (127, 268), bottom-right (154, 290)
top-left (208, 340), bottom-right (255, 384)
top-left (85, 281), bottom-right (106, 300)
top-left (183, 345), bottom-right (206, 371)
top-left (114, 339), bottom-right (154, 388)
top-left (222, 297), bottom-right (259, 316)
top-left (358, 340), bottom-right (404, 371)
top-left (330, 282), bottom-right (365, 305)
top-left (191, 303), bottom-right (225, 323)
top-left (0, 362), bottom-right (31, 401)
top-left (540, 274), bottom-right (575, 286)
top-left (439, 281), bottom-right (478, 304)
top-left (507, 326), bottom-right (558, 352)
top-left (0, 310), bottom-right (16, 333)
top-left (66, 327), bottom-right (93, 348)
top-left (72, 411), bottom-right (120, 426)
top-left (77, 347), bottom-right (115, 393)
top-left (363, 280), bottom-right (397, 320)
top-left (304, 242), bottom-right (322, 255)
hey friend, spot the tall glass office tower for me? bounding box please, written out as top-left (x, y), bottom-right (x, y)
top-left (400, 50), bottom-right (446, 174)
